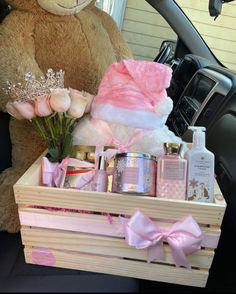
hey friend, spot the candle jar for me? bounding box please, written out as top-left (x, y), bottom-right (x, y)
top-left (111, 152), bottom-right (156, 196)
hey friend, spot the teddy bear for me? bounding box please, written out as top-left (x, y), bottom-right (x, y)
top-left (0, 0), bottom-right (132, 232)
top-left (73, 59), bottom-right (185, 158)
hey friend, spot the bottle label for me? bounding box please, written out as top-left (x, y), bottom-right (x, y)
top-left (162, 161), bottom-right (185, 180)
top-left (156, 158), bottom-right (187, 199)
top-left (187, 154), bottom-right (214, 202)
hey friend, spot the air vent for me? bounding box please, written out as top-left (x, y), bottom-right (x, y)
top-left (196, 93), bottom-right (224, 127)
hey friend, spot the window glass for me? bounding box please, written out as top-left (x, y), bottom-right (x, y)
top-left (175, 0), bottom-right (236, 71)
top-left (97, 0), bottom-right (177, 61)
top-left (98, 0), bottom-right (236, 71)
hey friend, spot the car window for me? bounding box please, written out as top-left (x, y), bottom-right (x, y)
top-left (176, 0), bottom-right (236, 71)
top-left (96, 0), bottom-right (177, 61)
top-left (97, 0), bottom-right (236, 71)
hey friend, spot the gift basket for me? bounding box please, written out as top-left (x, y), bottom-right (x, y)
top-left (7, 60), bottom-right (226, 288)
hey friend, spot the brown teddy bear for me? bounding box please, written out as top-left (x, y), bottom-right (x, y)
top-left (0, 0), bottom-right (132, 232)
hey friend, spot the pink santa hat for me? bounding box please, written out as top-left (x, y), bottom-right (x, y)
top-left (91, 59), bottom-right (173, 129)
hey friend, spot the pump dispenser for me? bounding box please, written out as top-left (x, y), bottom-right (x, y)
top-left (185, 126), bottom-right (215, 202)
top-left (190, 126), bottom-right (206, 148)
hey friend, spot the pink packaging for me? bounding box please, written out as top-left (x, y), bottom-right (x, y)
top-left (111, 152), bottom-right (156, 196)
top-left (156, 143), bottom-right (187, 200)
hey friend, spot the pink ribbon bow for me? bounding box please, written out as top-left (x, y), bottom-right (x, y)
top-left (120, 211), bottom-right (203, 269)
top-left (41, 157), bottom-right (94, 188)
top-left (91, 118), bottom-right (148, 152)
top-left (41, 157), bottom-right (69, 188)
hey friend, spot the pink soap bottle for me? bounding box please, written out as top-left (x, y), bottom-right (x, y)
top-left (91, 155), bottom-right (108, 192)
top-left (156, 143), bottom-right (187, 200)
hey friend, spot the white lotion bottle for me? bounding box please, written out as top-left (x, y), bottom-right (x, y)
top-left (185, 126), bottom-right (215, 203)
top-left (91, 155), bottom-right (108, 192)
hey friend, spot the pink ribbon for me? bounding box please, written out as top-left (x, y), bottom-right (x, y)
top-left (120, 211), bottom-right (203, 268)
top-left (41, 157), bottom-right (68, 188)
top-left (41, 157), bottom-right (94, 188)
top-left (91, 118), bottom-right (148, 152)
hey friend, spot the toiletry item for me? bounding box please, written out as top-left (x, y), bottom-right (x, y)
top-left (156, 143), bottom-right (187, 200)
top-left (64, 166), bottom-right (94, 190)
top-left (112, 152), bottom-right (156, 196)
top-left (91, 155), bottom-right (108, 192)
top-left (185, 126), bottom-right (215, 203)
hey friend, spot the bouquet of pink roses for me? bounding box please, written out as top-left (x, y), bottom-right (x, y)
top-left (4, 69), bottom-right (94, 163)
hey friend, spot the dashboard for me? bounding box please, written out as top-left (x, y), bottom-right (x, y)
top-left (167, 61), bottom-right (233, 137)
top-left (167, 55), bottom-right (236, 208)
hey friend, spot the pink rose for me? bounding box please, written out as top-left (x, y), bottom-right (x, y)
top-left (82, 91), bottom-right (95, 113)
top-left (6, 102), bottom-right (24, 120)
top-left (7, 100), bottom-right (35, 120)
top-left (68, 88), bottom-right (88, 118)
top-left (49, 88), bottom-right (71, 113)
top-left (34, 95), bottom-right (53, 117)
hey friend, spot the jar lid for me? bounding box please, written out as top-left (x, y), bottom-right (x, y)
top-left (163, 143), bottom-right (183, 155)
top-left (115, 152), bottom-right (156, 160)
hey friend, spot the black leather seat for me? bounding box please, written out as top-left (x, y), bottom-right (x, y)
top-left (0, 231), bottom-right (139, 293)
top-left (0, 112), bottom-right (11, 173)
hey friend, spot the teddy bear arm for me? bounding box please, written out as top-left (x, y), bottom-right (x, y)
top-left (91, 6), bottom-right (133, 61)
top-left (0, 12), bottom-right (44, 111)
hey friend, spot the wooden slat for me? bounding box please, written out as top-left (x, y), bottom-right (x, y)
top-left (21, 226), bottom-right (215, 269)
top-left (223, 62), bottom-right (236, 71)
top-left (178, 0), bottom-right (236, 17)
top-left (194, 23), bottom-right (236, 42)
top-left (208, 48), bottom-right (236, 65)
top-left (122, 20), bottom-right (176, 40)
top-left (122, 31), bottom-right (163, 49)
top-left (126, 0), bottom-right (156, 13)
top-left (14, 184), bottom-right (225, 226)
top-left (204, 36), bottom-right (236, 55)
top-left (15, 150), bottom-right (225, 287)
top-left (123, 0), bottom-right (236, 71)
top-left (24, 246), bottom-right (209, 287)
top-left (122, 0), bottom-right (176, 62)
top-left (125, 7), bottom-right (166, 27)
top-left (182, 7), bottom-right (236, 30)
top-left (133, 55), bottom-right (151, 61)
top-left (221, 2), bottom-right (236, 18)
top-left (177, 0), bottom-right (209, 12)
top-left (18, 207), bottom-right (221, 249)
top-left (127, 43), bottom-right (158, 60)
top-left (14, 153), bottom-right (226, 227)
top-left (177, 1), bottom-right (236, 71)
top-left (15, 151), bottom-right (46, 186)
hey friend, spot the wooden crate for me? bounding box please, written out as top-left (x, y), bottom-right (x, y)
top-left (14, 155), bottom-right (226, 288)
